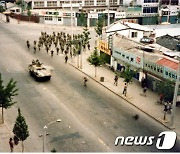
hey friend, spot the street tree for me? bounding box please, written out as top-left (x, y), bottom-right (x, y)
top-left (0, 73), bottom-right (18, 123)
top-left (177, 11), bottom-right (180, 24)
top-left (158, 81), bottom-right (174, 102)
top-left (13, 108), bottom-right (29, 152)
top-left (95, 19), bottom-right (103, 38)
top-left (0, 5), bottom-right (5, 13)
top-left (79, 12), bottom-right (86, 27)
top-left (87, 47), bottom-right (104, 77)
top-left (27, 8), bottom-right (31, 22)
top-left (82, 24), bottom-right (91, 51)
top-left (121, 65), bottom-right (135, 84)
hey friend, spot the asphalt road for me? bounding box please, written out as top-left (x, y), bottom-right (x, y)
top-left (0, 20), bottom-right (180, 152)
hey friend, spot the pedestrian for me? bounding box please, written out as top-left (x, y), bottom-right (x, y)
top-left (143, 86), bottom-right (147, 97)
top-left (13, 135), bottom-right (19, 145)
top-left (122, 83), bottom-right (127, 97)
top-left (65, 55), bottom-right (68, 63)
top-left (159, 93), bottom-right (164, 104)
top-left (163, 102), bottom-right (168, 120)
top-left (83, 77), bottom-right (88, 86)
top-left (9, 138), bottom-right (13, 152)
top-left (114, 75), bottom-right (118, 86)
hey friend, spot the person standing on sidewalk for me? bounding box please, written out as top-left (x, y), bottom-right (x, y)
top-left (114, 75), bottom-right (118, 86)
top-left (9, 138), bottom-right (14, 152)
top-left (122, 83), bottom-right (127, 97)
top-left (65, 55), bottom-right (68, 63)
top-left (143, 86), bottom-right (147, 97)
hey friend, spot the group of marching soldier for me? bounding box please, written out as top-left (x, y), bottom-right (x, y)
top-left (26, 31), bottom-right (91, 62)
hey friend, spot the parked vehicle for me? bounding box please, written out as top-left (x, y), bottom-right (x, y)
top-left (140, 37), bottom-right (154, 44)
top-left (28, 59), bottom-right (52, 81)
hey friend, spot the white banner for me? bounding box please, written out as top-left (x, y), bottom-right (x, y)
top-left (88, 13), bottom-right (98, 19)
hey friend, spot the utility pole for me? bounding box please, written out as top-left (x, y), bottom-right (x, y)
top-left (107, 0), bottom-right (110, 26)
top-left (167, 0), bottom-right (172, 23)
top-left (170, 60), bottom-right (180, 128)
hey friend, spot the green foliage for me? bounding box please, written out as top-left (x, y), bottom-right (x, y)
top-left (0, 5), bottom-right (5, 13)
top-left (27, 9), bottom-right (31, 17)
top-left (87, 47), bottom-right (104, 67)
top-left (71, 34), bottom-right (83, 55)
top-left (82, 25), bottom-right (91, 47)
top-left (0, 73), bottom-right (18, 122)
top-left (16, 0), bottom-right (23, 5)
top-left (158, 81), bottom-right (174, 102)
top-left (88, 47), bottom-right (105, 77)
top-left (95, 19), bottom-right (103, 38)
top-left (178, 11), bottom-right (180, 18)
top-left (121, 65), bottom-right (135, 83)
top-left (13, 108), bottom-right (29, 152)
top-left (51, 148), bottom-right (57, 152)
top-left (79, 12), bottom-right (86, 26)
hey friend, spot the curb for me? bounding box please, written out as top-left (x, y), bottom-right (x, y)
top-left (69, 63), bottom-right (180, 137)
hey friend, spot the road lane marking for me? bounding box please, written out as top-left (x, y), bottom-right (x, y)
top-left (98, 138), bottom-right (111, 151)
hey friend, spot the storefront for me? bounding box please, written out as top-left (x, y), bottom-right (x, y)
top-left (112, 47), bottom-right (144, 80)
top-left (97, 39), bottom-right (111, 64)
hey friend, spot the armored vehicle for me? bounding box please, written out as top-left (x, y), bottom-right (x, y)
top-left (28, 59), bottom-right (52, 81)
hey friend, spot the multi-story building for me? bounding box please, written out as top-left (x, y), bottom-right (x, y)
top-left (160, 0), bottom-right (179, 5)
top-left (30, 0), bottom-right (121, 11)
top-left (25, 0), bottom-right (179, 25)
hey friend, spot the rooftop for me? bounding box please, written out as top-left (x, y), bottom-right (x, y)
top-left (156, 34), bottom-right (180, 51)
top-left (112, 33), bottom-right (179, 70)
top-left (156, 58), bottom-right (178, 70)
top-left (106, 21), bottom-right (153, 33)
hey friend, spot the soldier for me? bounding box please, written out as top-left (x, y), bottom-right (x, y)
top-left (46, 47), bottom-right (49, 54)
top-left (33, 46), bottom-right (36, 53)
top-left (83, 77), bottom-right (88, 86)
top-left (56, 47), bottom-right (59, 55)
top-left (51, 50), bottom-right (54, 57)
top-left (26, 40), bottom-right (30, 49)
top-left (88, 43), bottom-right (90, 50)
top-left (65, 55), bottom-right (68, 63)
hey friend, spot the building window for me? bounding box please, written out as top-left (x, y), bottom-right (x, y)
top-left (34, 1), bottom-right (44, 7)
top-left (144, 0), bottom-right (158, 3)
top-left (44, 16), bottom-right (53, 21)
top-left (131, 32), bottom-right (137, 38)
top-left (143, 7), bottom-right (158, 13)
top-left (58, 17), bottom-right (61, 21)
top-left (85, 0), bottom-right (94, 6)
top-left (47, 1), bottom-right (57, 7)
top-left (97, 0), bottom-right (106, 5)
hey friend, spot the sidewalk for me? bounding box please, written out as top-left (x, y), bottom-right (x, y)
top-left (69, 51), bottom-right (180, 137)
top-left (0, 121), bottom-right (22, 152)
